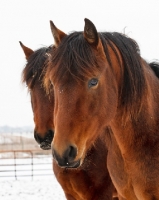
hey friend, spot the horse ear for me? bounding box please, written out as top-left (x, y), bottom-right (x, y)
top-left (84, 18), bottom-right (99, 48)
top-left (19, 41), bottom-right (34, 60)
top-left (50, 20), bottom-right (67, 47)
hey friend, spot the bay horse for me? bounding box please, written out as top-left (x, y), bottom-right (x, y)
top-left (20, 41), bottom-right (119, 200)
top-left (20, 41), bottom-right (54, 150)
top-left (45, 18), bottom-right (159, 200)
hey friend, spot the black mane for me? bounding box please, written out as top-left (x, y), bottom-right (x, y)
top-left (50, 31), bottom-right (147, 117)
top-left (22, 46), bottom-right (51, 88)
top-left (100, 32), bottom-right (146, 114)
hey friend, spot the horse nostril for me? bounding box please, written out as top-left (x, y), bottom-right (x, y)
top-left (52, 146), bottom-right (80, 168)
top-left (34, 131), bottom-right (42, 144)
top-left (67, 146), bottom-right (77, 161)
top-left (47, 130), bottom-right (54, 141)
top-left (53, 145), bottom-right (78, 168)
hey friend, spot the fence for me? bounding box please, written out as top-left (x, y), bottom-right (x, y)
top-left (0, 132), bottom-right (53, 180)
top-left (0, 150), bottom-right (53, 180)
top-left (0, 132), bottom-right (40, 150)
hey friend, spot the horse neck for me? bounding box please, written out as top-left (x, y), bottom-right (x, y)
top-left (109, 61), bottom-right (159, 154)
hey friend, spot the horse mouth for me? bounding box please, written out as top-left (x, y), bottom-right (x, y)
top-left (40, 142), bottom-right (51, 150)
top-left (65, 160), bottom-right (81, 168)
top-left (34, 130), bottom-right (54, 150)
top-left (54, 158), bottom-right (81, 169)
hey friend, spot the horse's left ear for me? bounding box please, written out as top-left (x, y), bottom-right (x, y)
top-left (84, 18), bottom-right (100, 49)
top-left (50, 20), bottom-right (67, 47)
top-left (19, 41), bottom-right (34, 60)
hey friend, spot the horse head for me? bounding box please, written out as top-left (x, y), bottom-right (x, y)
top-left (45, 19), bottom-right (120, 167)
top-left (20, 42), bottom-right (54, 150)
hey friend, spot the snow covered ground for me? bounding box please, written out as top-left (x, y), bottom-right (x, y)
top-left (0, 132), bottom-right (67, 199)
top-left (0, 151), bottom-right (66, 199)
top-left (0, 176), bottom-right (66, 200)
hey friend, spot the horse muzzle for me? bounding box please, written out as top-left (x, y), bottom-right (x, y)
top-left (34, 129), bottom-right (54, 150)
top-left (52, 145), bottom-right (80, 168)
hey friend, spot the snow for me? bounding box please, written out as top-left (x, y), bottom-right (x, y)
top-left (0, 153), bottom-right (66, 199)
top-left (0, 177), bottom-right (66, 200)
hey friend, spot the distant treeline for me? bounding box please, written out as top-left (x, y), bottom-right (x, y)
top-left (0, 126), bottom-right (33, 133)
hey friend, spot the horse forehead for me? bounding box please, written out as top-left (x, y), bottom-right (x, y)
top-left (53, 77), bottom-right (84, 102)
top-left (57, 81), bottom-right (84, 96)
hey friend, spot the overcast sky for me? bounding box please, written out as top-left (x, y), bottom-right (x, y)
top-left (0, 0), bottom-right (159, 127)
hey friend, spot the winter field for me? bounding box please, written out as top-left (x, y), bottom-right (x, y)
top-left (0, 132), bottom-right (66, 200)
top-left (0, 177), bottom-right (66, 200)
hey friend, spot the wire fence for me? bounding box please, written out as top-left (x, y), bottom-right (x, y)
top-left (0, 150), bottom-right (53, 180)
top-left (0, 132), bottom-right (39, 150)
top-left (0, 132), bottom-right (53, 180)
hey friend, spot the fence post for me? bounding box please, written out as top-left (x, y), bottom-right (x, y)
top-left (30, 151), bottom-right (33, 180)
top-left (13, 151), bottom-right (17, 180)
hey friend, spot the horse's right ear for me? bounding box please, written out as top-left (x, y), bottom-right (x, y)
top-left (19, 41), bottom-right (34, 60)
top-left (50, 20), bottom-right (67, 47)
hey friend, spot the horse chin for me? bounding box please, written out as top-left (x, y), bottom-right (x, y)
top-left (40, 142), bottom-right (51, 150)
top-left (57, 159), bottom-right (81, 169)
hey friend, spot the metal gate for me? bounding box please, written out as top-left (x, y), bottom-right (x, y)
top-left (0, 150), bottom-right (53, 180)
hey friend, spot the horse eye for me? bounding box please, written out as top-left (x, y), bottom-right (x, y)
top-left (88, 78), bottom-right (98, 88)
